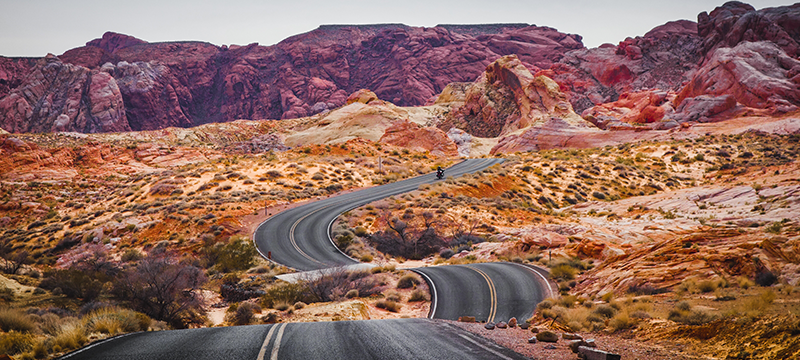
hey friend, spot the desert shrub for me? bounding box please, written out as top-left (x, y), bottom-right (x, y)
top-left (112, 254), bottom-right (207, 328)
top-left (0, 285), bottom-right (14, 302)
top-left (697, 280), bottom-right (718, 293)
top-left (755, 269), bottom-right (778, 287)
top-left (226, 302), bottom-right (261, 325)
top-left (592, 304), bottom-right (617, 319)
top-left (765, 222), bottom-right (783, 234)
top-left (293, 302), bottom-right (306, 310)
top-left (668, 302), bottom-right (717, 325)
top-left (0, 307), bottom-right (36, 333)
top-left (396, 274), bottom-right (421, 289)
top-left (609, 312), bottom-right (637, 332)
top-left (375, 300), bottom-right (401, 312)
top-left (549, 264), bottom-right (577, 281)
top-left (360, 254), bottom-right (373, 262)
top-left (345, 289), bottom-right (359, 299)
top-left (537, 299), bottom-right (554, 310)
top-left (439, 248), bottom-right (454, 259)
top-left (0, 331), bottom-right (34, 355)
top-left (739, 290), bottom-right (776, 316)
top-left (627, 283), bottom-right (666, 295)
top-left (737, 276), bottom-right (755, 289)
top-left (121, 249), bottom-right (144, 262)
top-left (385, 291), bottom-right (402, 302)
top-left (52, 321), bottom-right (87, 352)
top-left (592, 191), bottom-right (607, 200)
top-left (261, 282), bottom-right (311, 309)
top-left (303, 269), bottom-right (381, 302)
top-left (206, 237), bottom-right (259, 273)
top-left (409, 289), bottom-right (428, 302)
top-left (273, 302), bottom-right (291, 311)
top-left (83, 307), bottom-right (151, 335)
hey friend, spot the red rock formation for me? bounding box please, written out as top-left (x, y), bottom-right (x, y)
top-left (0, 24), bottom-right (584, 133)
top-left (545, 20), bottom-right (702, 113)
top-left (675, 41), bottom-right (800, 115)
top-left (582, 90), bottom-right (675, 126)
top-left (0, 55), bottom-right (129, 133)
top-left (697, 1), bottom-right (800, 58)
top-left (439, 55), bottom-right (589, 138)
top-left (379, 120), bottom-right (457, 157)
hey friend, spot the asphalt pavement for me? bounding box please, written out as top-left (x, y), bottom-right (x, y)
top-left (253, 158), bottom-right (505, 271)
top-left (61, 319), bottom-right (529, 360)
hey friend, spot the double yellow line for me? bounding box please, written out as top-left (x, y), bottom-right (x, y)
top-left (466, 265), bottom-right (497, 323)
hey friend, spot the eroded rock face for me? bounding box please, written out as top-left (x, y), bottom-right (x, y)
top-left (698, 1), bottom-right (800, 58)
top-left (0, 55), bottom-right (129, 133)
top-left (440, 55), bottom-right (590, 138)
top-left (675, 41), bottom-right (800, 113)
top-left (0, 25), bottom-right (585, 133)
top-left (379, 120), bottom-right (457, 157)
top-left (545, 20), bottom-right (702, 113)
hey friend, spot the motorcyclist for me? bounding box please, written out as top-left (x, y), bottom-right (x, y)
top-left (436, 166), bottom-right (444, 179)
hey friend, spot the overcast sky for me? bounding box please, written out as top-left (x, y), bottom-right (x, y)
top-left (0, 0), bottom-right (792, 57)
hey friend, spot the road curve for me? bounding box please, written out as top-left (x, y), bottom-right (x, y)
top-left (61, 319), bottom-right (529, 360)
top-left (254, 158), bottom-right (505, 271)
top-left (413, 262), bottom-right (555, 322)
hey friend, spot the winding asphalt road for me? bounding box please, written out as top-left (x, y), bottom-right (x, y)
top-left (62, 159), bottom-right (552, 359)
top-left (254, 158), bottom-right (554, 322)
top-left (254, 158), bottom-right (505, 271)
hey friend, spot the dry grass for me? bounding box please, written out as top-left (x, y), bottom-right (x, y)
top-left (0, 307), bottom-right (36, 333)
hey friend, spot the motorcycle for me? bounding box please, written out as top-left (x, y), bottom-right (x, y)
top-left (436, 168), bottom-right (444, 180)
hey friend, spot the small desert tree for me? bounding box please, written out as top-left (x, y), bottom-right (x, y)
top-left (113, 253), bottom-right (207, 328)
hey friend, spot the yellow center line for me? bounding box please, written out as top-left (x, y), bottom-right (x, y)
top-left (270, 323), bottom-right (288, 360)
top-left (466, 265), bottom-right (497, 323)
top-left (256, 324), bottom-right (279, 360)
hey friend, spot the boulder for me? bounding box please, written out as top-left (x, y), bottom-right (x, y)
top-left (568, 339), bottom-right (597, 353)
top-left (346, 89), bottom-right (379, 105)
top-left (496, 321), bottom-right (508, 329)
top-left (484, 322), bottom-right (496, 330)
top-left (527, 337), bottom-right (537, 344)
top-left (507, 317), bottom-right (517, 328)
top-left (562, 333), bottom-right (583, 340)
top-left (536, 330), bottom-right (559, 343)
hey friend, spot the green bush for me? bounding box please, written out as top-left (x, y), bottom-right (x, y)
top-left (592, 304), bottom-right (616, 319)
top-left (214, 237), bottom-right (259, 272)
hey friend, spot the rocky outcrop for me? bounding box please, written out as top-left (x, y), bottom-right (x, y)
top-left (379, 120), bottom-right (457, 157)
top-left (0, 54), bottom-right (129, 133)
top-left (582, 90), bottom-right (675, 126)
top-left (697, 1), bottom-right (800, 59)
top-left (434, 55), bottom-right (598, 154)
top-left (544, 20), bottom-right (702, 113)
top-left (675, 41), bottom-right (800, 115)
top-left (440, 55), bottom-right (592, 138)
